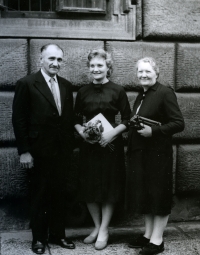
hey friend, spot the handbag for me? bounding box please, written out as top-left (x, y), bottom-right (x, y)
top-left (129, 114), bottom-right (161, 130)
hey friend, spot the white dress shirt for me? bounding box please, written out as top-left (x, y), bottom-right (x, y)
top-left (41, 69), bottom-right (61, 113)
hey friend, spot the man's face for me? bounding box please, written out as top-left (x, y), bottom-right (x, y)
top-left (40, 45), bottom-right (63, 77)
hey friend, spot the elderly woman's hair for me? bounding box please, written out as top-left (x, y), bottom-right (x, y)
top-left (87, 49), bottom-right (113, 77)
top-left (136, 57), bottom-right (159, 77)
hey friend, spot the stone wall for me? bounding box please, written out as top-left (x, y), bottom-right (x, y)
top-left (1, 0), bottom-right (200, 229)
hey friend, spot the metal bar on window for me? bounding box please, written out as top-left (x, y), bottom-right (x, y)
top-left (82, 0), bottom-right (87, 8)
top-left (76, 0), bottom-right (81, 7)
top-left (39, 0), bottom-right (41, 11)
top-left (50, 0), bottom-right (52, 11)
top-left (29, 0), bottom-right (31, 11)
top-left (92, 0), bottom-right (95, 8)
top-left (18, 0), bottom-right (20, 11)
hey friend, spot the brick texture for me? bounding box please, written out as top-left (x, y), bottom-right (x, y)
top-left (175, 93), bottom-right (200, 140)
top-left (0, 92), bottom-right (15, 143)
top-left (0, 148), bottom-right (29, 199)
top-left (0, 39), bottom-right (28, 90)
top-left (106, 41), bottom-right (175, 90)
top-left (177, 145), bottom-right (200, 193)
top-left (30, 39), bottom-right (103, 90)
top-left (143, 0), bottom-right (200, 40)
top-left (177, 44), bottom-right (200, 91)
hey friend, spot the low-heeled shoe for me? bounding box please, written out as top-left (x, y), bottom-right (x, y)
top-left (83, 235), bottom-right (97, 244)
top-left (128, 234), bottom-right (150, 248)
top-left (139, 242), bottom-right (164, 255)
top-left (95, 235), bottom-right (109, 250)
top-left (48, 235), bottom-right (75, 249)
top-left (95, 240), bottom-right (108, 250)
top-left (32, 240), bottom-right (46, 254)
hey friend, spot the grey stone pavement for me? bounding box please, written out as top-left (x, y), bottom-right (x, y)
top-left (1, 222), bottom-right (200, 255)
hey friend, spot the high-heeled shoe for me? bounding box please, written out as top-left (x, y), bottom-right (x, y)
top-left (95, 234), bottom-right (109, 250)
top-left (83, 235), bottom-right (97, 244)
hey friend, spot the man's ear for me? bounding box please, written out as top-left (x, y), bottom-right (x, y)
top-left (40, 54), bottom-right (43, 64)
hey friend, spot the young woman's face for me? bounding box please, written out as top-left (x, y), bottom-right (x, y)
top-left (89, 56), bottom-right (109, 83)
top-left (137, 62), bottom-right (157, 88)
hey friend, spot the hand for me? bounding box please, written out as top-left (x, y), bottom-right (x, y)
top-left (20, 152), bottom-right (34, 169)
top-left (99, 130), bottom-right (117, 147)
top-left (137, 124), bottom-right (152, 137)
top-left (79, 129), bottom-right (96, 144)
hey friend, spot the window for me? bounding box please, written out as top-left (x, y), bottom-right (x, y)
top-left (4, 0), bottom-right (56, 11)
top-left (0, 0), bottom-right (136, 40)
top-left (1, 0), bottom-right (106, 17)
top-left (57, 0), bottom-right (106, 13)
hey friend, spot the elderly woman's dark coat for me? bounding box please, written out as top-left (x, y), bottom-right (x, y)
top-left (126, 82), bottom-right (184, 215)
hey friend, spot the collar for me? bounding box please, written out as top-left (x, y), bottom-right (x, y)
top-left (92, 79), bottom-right (109, 91)
top-left (148, 81), bottom-right (159, 91)
top-left (141, 81), bottom-right (159, 93)
top-left (41, 68), bottom-right (58, 84)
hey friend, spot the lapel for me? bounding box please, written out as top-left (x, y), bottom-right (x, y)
top-left (33, 71), bottom-right (66, 114)
top-left (137, 82), bottom-right (159, 115)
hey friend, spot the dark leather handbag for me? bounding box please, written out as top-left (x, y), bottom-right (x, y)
top-left (129, 114), bottom-right (161, 130)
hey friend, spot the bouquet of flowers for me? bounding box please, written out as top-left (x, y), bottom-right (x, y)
top-left (83, 114), bottom-right (115, 151)
top-left (83, 119), bottom-right (104, 142)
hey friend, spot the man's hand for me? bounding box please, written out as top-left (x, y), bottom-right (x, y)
top-left (20, 152), bottom-right (34, 169)
top-left (137, 124), bottom-right (152, 137)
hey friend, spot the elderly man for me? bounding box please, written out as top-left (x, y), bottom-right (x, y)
top-left (12, 43), bottom-right (75, 254)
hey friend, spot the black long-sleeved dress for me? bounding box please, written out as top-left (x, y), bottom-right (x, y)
top-left (74, 81), bottom-right (131, 203)
top-left (126, 82), bottom-right (185, 215)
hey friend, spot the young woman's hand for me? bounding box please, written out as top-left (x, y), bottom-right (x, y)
top-left (99, 130), bottom-right (117, 147)
top-left (79, 130), bottom-right (97, 144)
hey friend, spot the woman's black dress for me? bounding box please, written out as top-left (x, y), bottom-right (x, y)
top-left (74, 81), bottom-right (131, 203)
top-left (126, 82), bottom-right (184, 215)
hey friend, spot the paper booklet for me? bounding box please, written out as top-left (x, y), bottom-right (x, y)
top-left (87, 113), bottom-right (114, 133)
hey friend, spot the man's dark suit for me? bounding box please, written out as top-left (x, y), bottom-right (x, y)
top-left (12, 70), bottom-right (74, 242)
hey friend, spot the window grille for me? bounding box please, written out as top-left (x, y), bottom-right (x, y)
top-left (3, 0), bottom-right (105, 12)
top-left (3, 0), bottom-right (56, 11)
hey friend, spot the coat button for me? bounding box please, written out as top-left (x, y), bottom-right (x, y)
top-left (53, 113), bottom-right (56, 116)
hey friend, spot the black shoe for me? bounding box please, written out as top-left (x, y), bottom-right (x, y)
top-left (139, 242), bottom-right (164, 255)
top-left (32, 240), bottom-right (46, 254)
top-left (48, 235), bottom-right (75, 249)
top-left (128, 234), bottom-right (150, 248)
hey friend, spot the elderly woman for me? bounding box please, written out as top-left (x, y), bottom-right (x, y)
top-left (74, 49), bottom-right (131, 250)
top-left (126, 57), bottom-right (184, 255)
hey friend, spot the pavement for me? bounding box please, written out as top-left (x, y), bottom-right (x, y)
top-left (1, 222), bottom-right (200, 255)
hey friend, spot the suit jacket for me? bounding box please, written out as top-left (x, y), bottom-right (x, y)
top-left (12, 70), bottom-right (74, 158)
top-left (127, 82), bottom-right (185, 153)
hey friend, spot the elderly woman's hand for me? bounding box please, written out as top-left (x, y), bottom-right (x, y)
top-left (137, 124), bottom-right (152, 137)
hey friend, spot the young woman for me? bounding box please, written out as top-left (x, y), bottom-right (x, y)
top-left (74, 49), bottom-right (131, 250)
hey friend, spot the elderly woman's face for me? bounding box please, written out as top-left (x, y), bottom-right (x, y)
top-left (89, 56), bottom-right (109, 83)
top-left (137, 62), bottom-right (157, 88)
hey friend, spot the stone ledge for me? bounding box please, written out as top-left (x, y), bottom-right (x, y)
top-left (0, 92), bottom-right (15, 144)
top-left (175, 93), bottom-right (200, 140)
top-left (176, 145), bottom-right (200, 193)
top-left (0, 39), bottom-right (28, 90)
top-left (143, 0), bottom-right (200, 40)
top-left (176, 44), bottom-right (200, 91)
